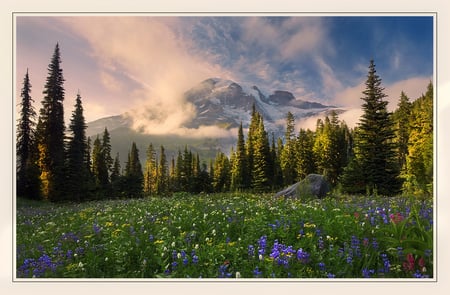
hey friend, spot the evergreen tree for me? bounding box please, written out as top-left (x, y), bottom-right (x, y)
top-left (110, 152), bottom-right (122, 198)
top-left (102, 128), bottom-right (113, 175)
top-left (156, 145), bottom-right (169, 195)
top-left (313, 112), bottom-right (349, 185)
top-left (296, 129), bottom-right (316, 180)
top-left (246, 104), bottom-right (259, 186)
top-left (341, 60), bottom-right (401, 195)
top-left (143, 143), bottom-right (157, 195)
top-left (403, 82), bottom-right (433, 196)
top-left (91, 135), bottom-right (109, 196)
top-left (36, 43), bottom-right (66, 201)
top-left (393, 91), bottom-right (412, 172)
top-left (124, 142), bottom-right (143, 198)
top-left (16, 69), bottom-right (40, 199)
top-left (280, 112), bottom-right (297, 185)
top-left (66, 92), bottom-right (89, 201)
top-left (271, 135), bottom-right (283, 188)
top-left (212, 151), bottom-right (231, 192)
top-left (231, 122), bottom-right (248, 191)
top-left (251, 117), bottom-right (271, 191)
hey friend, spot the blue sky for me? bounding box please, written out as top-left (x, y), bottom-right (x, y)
top-left (15, 15), bottom-right (434, 130)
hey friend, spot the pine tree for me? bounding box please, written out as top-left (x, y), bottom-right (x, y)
top-left (251, 117), bottom-right (271, 192)
top-left (341, 60), bottom-right (401, 195)
top-left (270, 135), bottom-right (283, 189)
top-left (66, 92), bottom-right (89, 201)
top-left (110, 152), bottom-right (122, 198)
top-left (213, 151), bottom-right (231, 192)
top-left (36, 43), bottom-right (66, 201)
top-left (280, 112), bottom-right (297, 185)
top-left (124, 142), bottom-right (143, 198)
top-left (393, 91), bottom-right (412, 172)
top-left (403, 82), bottom-right (433, 196)
top-left (296, 129), bottom-right (316, 180)
top-left (143, 143), bottom-right (157, 195)
top-left (102, 128), bottom-right (113, 176)
top-left (156, 145), bottom-right (169, 195)
top-left (91, 135), bottom-right (109, 196)
top-left (16, 69), bottom-right (40, 199)
top-left (313, 111), bottom-right (349, 185)
top-left (231, 122), bottom-right (248, 191)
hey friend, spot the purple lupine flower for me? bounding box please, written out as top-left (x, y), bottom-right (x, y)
top-left (362, 268), bottom-right (375, 278)
top-left (318, 262), bottom-right (326, 271)
top-left (253, 266), bottom-right (263, 277)
top-left (248, 245), bottom-right (255, 257)
top-left (296, 248), bottom-right (310, 264)
top-left (318, 236), bottom-right (324, 250)
top-left (218, 264), bottom-right (232, 278)
top-left (93, 223), bottom-right (102, 234)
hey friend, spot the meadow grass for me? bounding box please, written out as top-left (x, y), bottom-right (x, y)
top-left (15, 193), bottom-right (433, 279)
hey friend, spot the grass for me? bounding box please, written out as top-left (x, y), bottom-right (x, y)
top-left (15, 193), bottom-right (433, 279)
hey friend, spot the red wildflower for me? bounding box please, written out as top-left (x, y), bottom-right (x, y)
top-left (389, 212), bottom-right (404, 224)
top-left (403, 253), bottom-right (415, 272)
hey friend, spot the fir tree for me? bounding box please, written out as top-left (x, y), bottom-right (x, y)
top-left (36, 43), bottom-right (66, 201)
top-left (280, 112), bottom-right (297, 185)
top-left (66, 92), bottom-right (89, 201)
top-left (102, 128), bottom-right (113, 175)
top-left (341, 60), bottom-right (401, 195)
top-left (156, 145), bottom-right (169, 195)
top-left (124, 142), bottom-right (143, 198)
top-left (110, 152), bottom-right (122, 198)
top-left (213, 151), bottom-right (231, 192)
top-left (403, 82), bottom-right (433, 196)
top-left (251, 117), bottom-right (271, 192)
top-left (296, 129), bottom-right (316, 180)
top-left (393, 91), bottom-right (412, 172)
top-left (231, 122), bottom-right (248, 191)
top-left (143, 143), bottom-right (157, 195)
top-left (16, 69), bottom-right (40, 199)
top-left (91, 135), bottom-right (109, 196)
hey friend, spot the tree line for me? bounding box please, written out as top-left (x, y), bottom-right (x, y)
top-left (16, 44), bottom-right (433, 202)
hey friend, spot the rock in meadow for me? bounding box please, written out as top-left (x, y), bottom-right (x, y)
top-left (274, 174), bottom-right (331, 199)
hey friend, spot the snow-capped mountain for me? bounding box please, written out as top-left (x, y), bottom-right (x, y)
top-left (86, 78), bottom-right (342, 164)
top-left (183, 78), bottom-right (337, 134)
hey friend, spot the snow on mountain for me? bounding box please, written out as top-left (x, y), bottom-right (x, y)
top-left (87, 78), bottom-right (342, 140)
top-left (183, 78), bottom-right (339, 137)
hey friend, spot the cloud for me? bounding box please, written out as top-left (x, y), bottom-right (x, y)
top-left (60, 16), bottom-right (234, 136)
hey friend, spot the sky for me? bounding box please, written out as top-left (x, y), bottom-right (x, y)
top-left (15, 15), bottom-right (434, 133)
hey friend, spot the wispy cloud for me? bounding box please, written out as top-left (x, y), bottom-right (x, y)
top-left (61, 16), bottom-right (234, 135)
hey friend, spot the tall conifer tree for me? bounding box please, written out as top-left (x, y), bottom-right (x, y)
top-left (231, 122), bottom-right (248, 191)
top-left (124, 142), bottom-right (143, 198)
top-left (16, 69), bottom-right (40, 199)
top-left (36, 43), bottom-right (66, 201)
top-left (66, 92), bottom-right (89, 201)
top-left (341, 60), bottom-right (401, 195)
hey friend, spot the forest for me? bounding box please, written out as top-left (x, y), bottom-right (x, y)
top-left (16, 44), bottom-right (434, 202)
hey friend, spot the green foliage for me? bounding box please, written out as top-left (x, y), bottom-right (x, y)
top-left (16, 194), bottom-right (433, 278)
top-left (401, 82), bottom-right (433, 197)
top-left (280, 112), bottom-right (297, 185)
top-left (36, 43), bottom-right (67, 201)
top-left (123, 142), bottom-right (143, 198)
top-left (231, 122), bottom-right (248, 191)
top-left (16, 69), bottom-right (41, 200)
top-left (341, 60), bottom-right (401, 196)
top-left (66, 93), bottom-right (90, 201)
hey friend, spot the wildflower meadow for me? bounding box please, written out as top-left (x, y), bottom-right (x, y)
top-left (15, 193), bottom-right (433, 279)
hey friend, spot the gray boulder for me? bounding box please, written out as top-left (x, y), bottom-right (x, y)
top-left (274, 174), bottom-right (331, 199)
